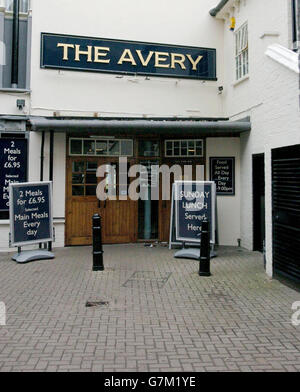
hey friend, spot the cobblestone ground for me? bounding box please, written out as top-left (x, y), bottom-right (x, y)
top-left (0, 244), bottom-right (300, 372)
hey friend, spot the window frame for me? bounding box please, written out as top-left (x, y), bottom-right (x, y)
top-left (164, 139), bottom-right (204, 158)
top-left (69, 138), bottom-right (134, 157)
top-left (5, 0), bottom-right (29, 13)
top-left (235, 22), bottom-right (249, 81)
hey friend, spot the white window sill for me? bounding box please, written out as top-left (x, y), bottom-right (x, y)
top-left (232, 74), bottom-right (249, 87)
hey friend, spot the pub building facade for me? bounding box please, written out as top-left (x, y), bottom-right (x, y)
top-left (0, 0), bottom-right (299, 281)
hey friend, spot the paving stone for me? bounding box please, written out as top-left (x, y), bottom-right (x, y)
top-left (0, 245), bottom-right (299, 372)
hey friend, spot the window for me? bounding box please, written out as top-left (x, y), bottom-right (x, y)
top-left (292, 0), bottom-right (299, 51)
top-left (235, 23), bottom-right (249, 80)
top-left (6, 0), bottom-right (29, 13)
top-left (165, 140), bottom-right (203, 157)
top-left (69, 138), bottom-right (133, 157)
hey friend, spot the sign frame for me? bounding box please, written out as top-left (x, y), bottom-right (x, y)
top-left (0, 138), bottom-right (28, 212)
top-left (209, 157), bottom-right (235, 196)
top-left (9, 181), bottom-right (53, 247)
top-left (40, 32), bottom-right (217, 81)
top-left (174, 180), bottom-right (216, 244)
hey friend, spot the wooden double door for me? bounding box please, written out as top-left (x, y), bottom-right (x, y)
top-left (65, 157), bottom-right (202, 246)
top-left (66, 157), bottom-right (137, 245)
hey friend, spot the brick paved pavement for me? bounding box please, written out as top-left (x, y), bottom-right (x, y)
top-left (0, 244), bottom-right (299, 372)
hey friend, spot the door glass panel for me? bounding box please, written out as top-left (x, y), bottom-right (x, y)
top-left (86, 162), bottom-right (98, 171)
top-left (106, 164), bottom-right (117, 196)
top-left (72, 186), bottom-right (84, 196)
top-left (83, 140), bottom-right (95, 155)
top-left (138, 160), bottom-right (159, 240)
top-left (86, 172), bottom-right (97, 184)
top-left (86, 185), bottom-right (97, 196)
top-left (72, 161), bottom-right (85, 172)
top-left (72, 173), bottom-right (84, 184)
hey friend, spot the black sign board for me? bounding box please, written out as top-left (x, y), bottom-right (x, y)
top-left (0, 139), bottom-right (27, 211)
top-left (174, 181), bottom-right (216, 243)
top-left (9, 182), bottom-right (53, 247)
top-left (41, 33), bottom-right (217, 81)
top-left (210, 157), bottom-right (235, 196)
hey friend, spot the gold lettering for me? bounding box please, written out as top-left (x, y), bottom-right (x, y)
top-left (74, 45), bottom-right (93, 62)
top-left (136, 50), bottom-right (154, 66)
top-left (117, 49), bottom-right (137, 65)
top-left (171, 53), bottom-right (186, 70)
top-left (186, 54), bottom-right (203, 71)
top-left (94, 46), bottom-right (110, 63)
top-left (57, 43), bottom-right (74, 61)
top-left (154, 52), bottom-right (170, 68)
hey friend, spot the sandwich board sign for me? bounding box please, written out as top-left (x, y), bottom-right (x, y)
top-left (0, 138), bottom-right (28, 211)
top-left (169, 181), bottom-right (217, 258)
top-left (9, 181), bottom-right (55, 263)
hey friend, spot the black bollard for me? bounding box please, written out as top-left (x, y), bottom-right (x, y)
top-left (92, 214), bottom-right (104, 271)
top-left (199, 220), bottom-right (211, 277)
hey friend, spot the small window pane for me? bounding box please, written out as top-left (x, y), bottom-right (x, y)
top-left (96, 141), bottom-right (108, 155)
top-left (86, 162), bottom-right (98, 171)
top-left (166, 141), bottom-right (173, 156)
top-left (72, 186), bottom-right (84, 196)
top-left (196, 141), bottom-right (202, 156)
top-left (181, 141), bottom-right (188, 156)
top-left (86, 172), bottom-right (97, 184)
top-left (121, 140), bottom-right (133, 156)
top-left (174, 141), bottom-right (180, 156)
top-left (108, 141), bottom-right (120, 155)
top-left (188, 141), bottom-right (195, 156)
top-left (86, 185), bottom-right (97, 196)
top-left (72, 173), bottom-right (84, 184)
top-left (70, 139), bottom-right (82, 155)
top-left (83, 140), bottom-right (95, 155)
top-left (72, 161), bottom-right (85, 173)
top-left (139, 140), bottom-right (160, 157)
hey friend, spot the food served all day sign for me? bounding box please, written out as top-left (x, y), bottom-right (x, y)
top-left (41, 33), bottom-right (217, 80)
top-left (9, 182), bottom-right (53, 247)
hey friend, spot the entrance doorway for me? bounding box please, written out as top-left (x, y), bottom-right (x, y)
top-left (272, 144), bottom-right (300, 282)
top-left (253, 154), bottom-right (265, 252)
top-left (66, 157), bottom-right (137, 245)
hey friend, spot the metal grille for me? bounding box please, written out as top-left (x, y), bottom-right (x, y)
top-left (123, 271), bottom-right (172, 289)
top-left (272, 145), bottom-right (300, 281)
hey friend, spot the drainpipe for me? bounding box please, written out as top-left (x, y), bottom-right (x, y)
top-left (144, 142), bottom-right (152, 240)
top-left (40, 132), bottom-right (45, 182)
top-left (39, 131), bottom-right (45, 250)
top-left (11, 0), bottom-right (20, 88)
top-left (48, 130), bottom-right (54, 252)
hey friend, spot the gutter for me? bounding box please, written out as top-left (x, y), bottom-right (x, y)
top-left (11, 0), bottom-right (20, 88)
top-left (209, 0), bottom-right (229, 17)
top-left (29, 118), bottom-right (251, 134)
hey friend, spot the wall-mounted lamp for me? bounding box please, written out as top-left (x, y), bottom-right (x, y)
top-left (230, 17), bottom-right (236, 31)
top-left (218, 86), bottom-right (224, 95)
top-left (16, 99), bottom-right (25, 110)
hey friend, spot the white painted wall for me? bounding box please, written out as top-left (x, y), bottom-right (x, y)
top-left (219, 0), bottom-right (300, 276)
top-left (30, 0), bottom-right (224, 118)
top-left (206, 137), bottom-right (241, 246)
